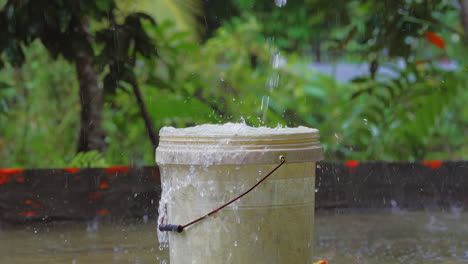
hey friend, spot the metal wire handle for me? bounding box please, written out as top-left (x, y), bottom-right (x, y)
top-left (159, 156), bottom-right (286, 233)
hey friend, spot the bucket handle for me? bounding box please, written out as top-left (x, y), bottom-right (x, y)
top-left (159, 156), bottom-right (286, 233)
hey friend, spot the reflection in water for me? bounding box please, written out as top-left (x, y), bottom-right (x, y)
top-left (1, 211), bottom-right (467, 263)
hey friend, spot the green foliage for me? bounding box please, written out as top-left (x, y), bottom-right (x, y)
top-left (66, 151), bottom-right (108, 167)
top-left (118, 0), bottom-right (203, 40)
top-left (339, 0), bottom-right (455, 58)
top-left (0, 0), bottom-right (114, 64)
top-left (232, 0), bottom-right (339, 52)
top-left (0, 0), bottom-right (158, 94)
top-left (146, 18), bottom-right (324, 127)
top-left (221, 0), bottom-right (459, 66)
top-left (0, 2), bottom-right (467, 168)
top-left (0, 0), bottom-right (161, 158)
top-left (97, 12), bottom-right (158, 95)
top-left (339, 63), bottom-right (466, 160)
top-left (0, 42), bottom-right (80, 168)
top-left (173, 14), bottom-right (467, 161)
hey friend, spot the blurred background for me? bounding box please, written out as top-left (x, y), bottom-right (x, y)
top-left (1, 0), bottom-right (467, 167)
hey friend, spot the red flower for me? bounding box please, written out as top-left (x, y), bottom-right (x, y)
top-left (345, 160), bottom-right (360, 169)
top-left (99, 180), bottom-right (109, 189)
top-left (97, 209), bottom-right (109, 215)
top-left (24, 200), bottom-right (42, 209)
top-left (424, 32), bottom-right (445, 49)
top-left (105, 166), bottom-right (130, 175)
top-left (0, 169), bottom-right (23, 184)
top-left (18, 211), bottom-right (36, 217)
top-left (422, 160), bottom-right (442, 169)
top-left (64, 168), bottom-right (79, 173)
top-left (0, 168), bottom-right (24, 175)
top-left (0, 175), bottom-right (13, 184)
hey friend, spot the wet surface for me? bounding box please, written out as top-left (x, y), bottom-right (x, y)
top-left (314, 211), bottom-right (468, 263)
top-left (1, 211), bottom-right (467, 263)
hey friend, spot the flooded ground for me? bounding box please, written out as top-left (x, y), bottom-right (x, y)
top-left (1, 211), bottom-right (467, 264)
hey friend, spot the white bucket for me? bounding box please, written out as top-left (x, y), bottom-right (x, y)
top-left (156, 123), bottom-right (322, 264)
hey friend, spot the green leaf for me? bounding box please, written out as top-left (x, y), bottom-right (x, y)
top-left (146, 76), bottom-right (173, 90)
top-left (96, 0), bottom-right (112, 12)
top-left (304, 85), bottom-right (326, 99)
top-left (67, 151), bottom-right (108, 167)
top-left (351, 76), bottom-right (371, 83)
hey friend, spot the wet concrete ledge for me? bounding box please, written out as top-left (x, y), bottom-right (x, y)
top-left (0, 161), bottom-right (466, 224)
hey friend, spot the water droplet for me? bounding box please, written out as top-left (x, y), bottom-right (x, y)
top-left (274, 0), bottom-right (287, 7)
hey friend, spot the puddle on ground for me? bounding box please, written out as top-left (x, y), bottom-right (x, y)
top-left (1, 211), bottom-right (467, 264)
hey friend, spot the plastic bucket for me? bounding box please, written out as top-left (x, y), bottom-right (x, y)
top-left (156, 123), bottom-right (322, 264)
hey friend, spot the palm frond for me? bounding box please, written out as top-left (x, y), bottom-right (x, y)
top-left (345, 64), bottom-right (463, 160)
top-left (118, 0), bottom-right (203, 40)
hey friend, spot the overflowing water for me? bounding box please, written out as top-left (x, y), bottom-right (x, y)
top-left (156, 123), bottom-right (321, 263)
top-left (156, 122), bottom-right (318, 245)
top-left (158, 122), bottom-right (316, 137)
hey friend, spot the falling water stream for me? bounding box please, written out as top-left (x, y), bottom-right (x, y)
top-left (261, 51), bottom-right (282, 124)
top-left (260, 0), bottom-right (287, 124)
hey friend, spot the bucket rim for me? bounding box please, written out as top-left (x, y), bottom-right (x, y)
top-left (156, 124), bottom-right (323, 165)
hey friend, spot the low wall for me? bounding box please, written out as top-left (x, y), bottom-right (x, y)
top-left (0, 161), bottom-right (466, 223)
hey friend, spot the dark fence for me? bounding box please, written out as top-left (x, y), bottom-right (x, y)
top-left (0, 161), bottom-right (467, 224)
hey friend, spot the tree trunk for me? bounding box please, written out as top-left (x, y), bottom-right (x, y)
top-left (76, 53), bottom-right (106, 153)
top-left (460, 0), bottom-right (468, 36)
top-left (131, 83), bottom-right (159, 148)
top-left (73, 17), bottom-right (105, 153)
